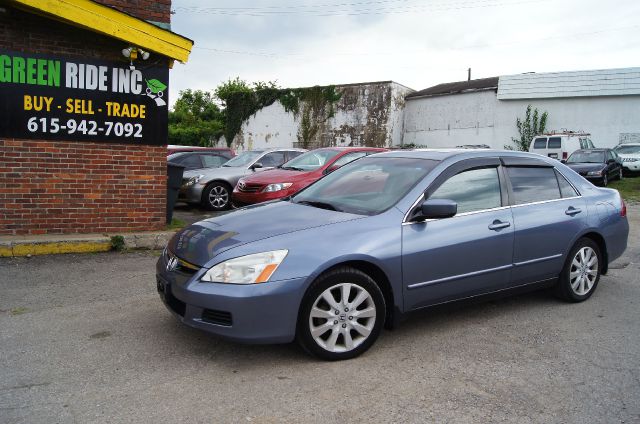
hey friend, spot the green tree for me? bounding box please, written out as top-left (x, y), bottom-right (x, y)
top-left (168, 89), bottom-right (224, 146)
top-left (507, 104), bottom-right (548, 151)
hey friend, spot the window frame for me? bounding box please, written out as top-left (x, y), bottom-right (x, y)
top-left (404, 157), bottom-right (509, 223)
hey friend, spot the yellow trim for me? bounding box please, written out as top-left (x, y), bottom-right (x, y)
top-left (1, 240), bottom-right (111, 257)
top-left (9, 0), bottom-right (193, 62)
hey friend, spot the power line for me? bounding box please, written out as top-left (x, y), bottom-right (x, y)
top-left (175, 0), bottom-right (546, 17)
top-left (192, 24), bottom-right (640, 59)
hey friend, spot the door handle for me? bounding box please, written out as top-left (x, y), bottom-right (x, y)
top-left (488, 220), bottom-right (510, 231)
top-left (565, 207), bottom-right (582, 216)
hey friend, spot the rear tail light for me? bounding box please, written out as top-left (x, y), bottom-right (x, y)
top-left (562, 152), bottom-right (568, 160)
top-left (621, 197), bottom-right (627, 217)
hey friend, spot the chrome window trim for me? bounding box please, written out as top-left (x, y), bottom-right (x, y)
top-left (402, 205), bottom-right (512, 226)
top-left (510, 195), bottom-right (581, 209)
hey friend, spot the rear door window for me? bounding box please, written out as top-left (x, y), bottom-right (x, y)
top-left (533, 138), bottom-right (547, 149)
top-left (179, 154), bottom-right (203, 170)
top-left (200, 154), bottom-right (227, 168)
top-left (548, 137), bottom-right (561, 149)
top-left (506, 167), bottom-right (561, 205)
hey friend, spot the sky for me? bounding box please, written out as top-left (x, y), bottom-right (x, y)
top-left (168, 0), bottom-right (640, 107)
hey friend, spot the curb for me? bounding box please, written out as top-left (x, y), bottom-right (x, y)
top-left (0, 231), bottom-right (177, 258)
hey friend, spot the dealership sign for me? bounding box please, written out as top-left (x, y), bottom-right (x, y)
top-left (0, 50), bottom-right (168, 145)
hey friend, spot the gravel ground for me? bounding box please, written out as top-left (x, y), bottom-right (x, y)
top-left (1, 206), bottom-right (638, 424)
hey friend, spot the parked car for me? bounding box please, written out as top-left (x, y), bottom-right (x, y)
top-left (232, 147), bottom-right (387, 207)
top-left (168, 151), bottom-right (230, 171)
top-left (614, 143), bottom-right (640, 175)
top-left (179, 148), bottom-right (306, 210)
top-left (157, 149), bottom-right (628, 360)
top-left (564, 148), bottom-right (623, 186)
top-left (167, 145), bottom-right (236, 158)
top-left (529, 132), bottom-right (594, 160)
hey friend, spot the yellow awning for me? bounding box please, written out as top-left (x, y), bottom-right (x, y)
top-left (8, 0), bottom-right (193, 63)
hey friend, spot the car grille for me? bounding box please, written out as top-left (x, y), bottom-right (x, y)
top-left (237, 182), bottom-right (264, 193)
top-left (201, 309), bottom-right (233, 326)
top-left (622, 157), bottom-right (637, 162)
top-left (166, 250), bottom-right (201, 275)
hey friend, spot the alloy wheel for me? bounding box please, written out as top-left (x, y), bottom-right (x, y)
top-left (208, 185), bottom-right (229, 209)
top-left (308, 283), bottom-right (376, 353)
top-left (569, 246), bottom-right (599, 296)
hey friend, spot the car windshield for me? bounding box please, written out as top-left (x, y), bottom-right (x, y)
top-left (281, 149), bottom-right (342, 171)
top-left (567, 151), bottom-right (605, 164)
top-left (292, 157), bottom-right (439, 215)
top-left (615, 145), bottom-right (640, 154)
top-left (223, 151), bottom-right (263, 167)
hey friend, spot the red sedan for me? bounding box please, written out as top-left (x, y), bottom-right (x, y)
top-left (232, 147), bottom-right (386, 207)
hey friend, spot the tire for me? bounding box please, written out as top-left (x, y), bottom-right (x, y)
top-left (202, 182), bottom-right (231, 211)
top-left (555, 238), bottom-right (602, 302)
top-left (296, 267), bottom-right (386, 360)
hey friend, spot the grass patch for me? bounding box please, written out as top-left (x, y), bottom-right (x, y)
top-left (609, 176), bottom-right (640, 203)
top-left (110, 235), bottom-right (126, 252)
top-left (166, 218), bottom-right (187, 231)
top-left (10, 307), bottom-right (28, 316)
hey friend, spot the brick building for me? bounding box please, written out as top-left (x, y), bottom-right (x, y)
top-left (0, 0), bottom-right (192, 235)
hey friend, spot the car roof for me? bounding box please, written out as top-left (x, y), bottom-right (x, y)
top-left (371, 148), bottom-right (571, 165)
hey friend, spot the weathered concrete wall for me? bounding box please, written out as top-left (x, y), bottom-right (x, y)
top-left (232, 82), bottom-right (413, 152)
top-left (403, 90), bottom-right (640, 149)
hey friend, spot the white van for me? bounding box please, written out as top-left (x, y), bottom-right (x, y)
top-left (529, 132), bottom-right (595, 160)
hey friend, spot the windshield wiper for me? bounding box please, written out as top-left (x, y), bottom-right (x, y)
top-left (296, 200), bottom-right (341, 211)
top-left (280, 166), bottom-right (304, 171)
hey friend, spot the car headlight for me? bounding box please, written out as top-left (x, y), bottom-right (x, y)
top-left (184, 174), bottom-right (204, 187)
top-left (200, 250), bottom-right (288, 284)
top-left (263, 183), bottom-right (293, 193)
top-left (587, 170), bottom-right (602, 176)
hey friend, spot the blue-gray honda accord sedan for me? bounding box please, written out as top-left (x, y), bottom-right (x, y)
top-left (157, 150), bottom-right (629, 360)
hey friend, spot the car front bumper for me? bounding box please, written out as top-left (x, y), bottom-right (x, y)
top-left (178, 183), bottom-right (205, 204)
top-left (231, 189), bottom-right (289, 207)
top-left (155, 254), bottom-right (308, 344)
top-left (622, 161), bottom-right (640, 172)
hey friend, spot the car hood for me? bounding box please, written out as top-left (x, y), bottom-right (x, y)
top-left (566, 163), bottom-right (605, 174)
top-left (167, 201), bottom-right (363, 266)
top-left (241, 168), bottom-right (318, 184)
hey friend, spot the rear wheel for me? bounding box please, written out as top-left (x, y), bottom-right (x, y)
top-left (297, 267), bottom-right (385, 360)
top-left (555, 238), bottom-right (602, 302)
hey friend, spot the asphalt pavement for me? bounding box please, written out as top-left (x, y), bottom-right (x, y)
top-left (1, 206), bottom-right (639, 423)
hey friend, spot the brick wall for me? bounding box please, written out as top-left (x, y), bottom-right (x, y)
top-left (94, 0), bottom-right (171, 24)
top-left (0, 140), bottom-right (166, 235)
top-left (0, 5), bottom-right (170, 235)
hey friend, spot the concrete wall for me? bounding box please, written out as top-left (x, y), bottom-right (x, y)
top-left (403, 90), bottom-right (640, 149)
top-left (231, 82), bottom-right (413, 152)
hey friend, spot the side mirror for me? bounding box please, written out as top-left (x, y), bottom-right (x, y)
top-left (560, 159), bottom-right (567, 164)
top-left (411, 199), bottom-right (458, 222)
top-left (250, 162), bottom-right (263, 171)
top-left (324, 165), bottom-right (340, 174)
top-left (607, 159), bottom-right (615, 164)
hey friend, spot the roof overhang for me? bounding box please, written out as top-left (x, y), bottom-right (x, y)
top-left (7, 0), bottom-right (193, 63)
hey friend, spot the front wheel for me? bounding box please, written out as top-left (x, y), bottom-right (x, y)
top-left (297, 267), bottom-right (385, 360)
top-left (202, 182), bottom-right (231, 210)
top-left (555, 238), bottom-right (602, 302)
